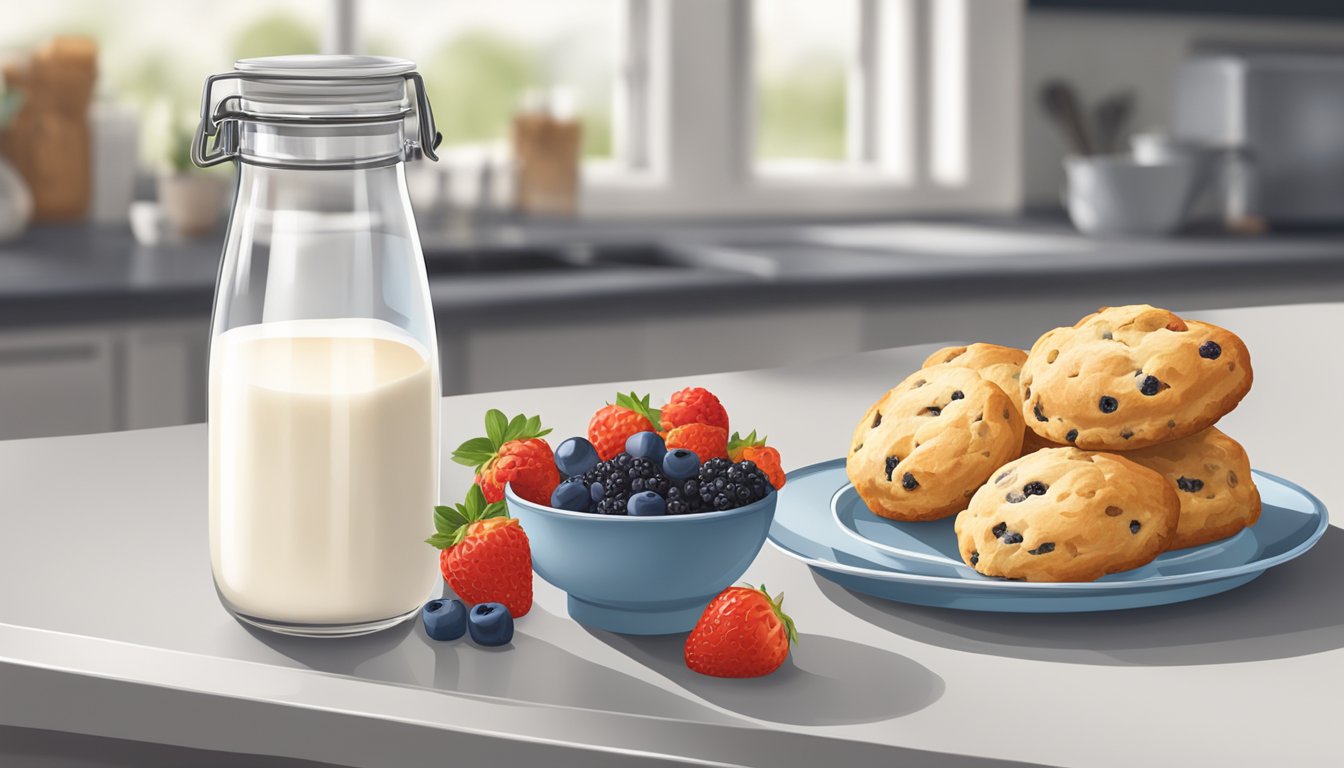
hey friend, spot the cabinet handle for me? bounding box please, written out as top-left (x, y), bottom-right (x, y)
top-left (0, 344), bottom-right (99, 365)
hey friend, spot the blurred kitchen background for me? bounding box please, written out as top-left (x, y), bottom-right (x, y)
top-left (2, 0), bottom-right (1344, 440)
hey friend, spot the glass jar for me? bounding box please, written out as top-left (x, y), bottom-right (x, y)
top-left (195, 56), bottom-right (442, 637)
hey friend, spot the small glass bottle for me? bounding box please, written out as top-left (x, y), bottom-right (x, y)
top-left (194, 56), bottom-right (442, 637)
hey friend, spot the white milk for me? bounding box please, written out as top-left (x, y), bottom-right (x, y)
top-left (209, 318), bottom-right (439, 626)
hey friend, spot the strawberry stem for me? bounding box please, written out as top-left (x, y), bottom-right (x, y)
top-left (425, 485), bottom-right (508, 550)
top-left (615, 391), bottom-right (661, 432)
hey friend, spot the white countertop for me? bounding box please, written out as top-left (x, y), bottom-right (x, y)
top-left (1, 302), bottom-right (1340, 767)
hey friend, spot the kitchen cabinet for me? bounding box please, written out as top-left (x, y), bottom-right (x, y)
top-left (450, 305), bottom-right (865, 395)
top-left (122, 321), bottom-right (209, 430)
top-left (0, 320), bottom-right (208, 441)
top-left (0, 327), bottom-right (116, 439)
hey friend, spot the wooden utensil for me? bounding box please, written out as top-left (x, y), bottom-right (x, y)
top-left (1041, 80), bottom-right (1093, 156)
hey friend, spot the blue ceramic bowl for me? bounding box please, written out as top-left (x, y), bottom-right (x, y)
top-left (505, 486), bottom-right (777, 635)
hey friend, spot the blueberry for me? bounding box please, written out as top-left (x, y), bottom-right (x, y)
top-left (625, 431), bottom-right (666, 462)
top-left (901, 472), bottom-right (919, 490)
top-left (992, 522), bottom-right (1007, 537)
top-left (589, 480), bottom-right (606, 502)
top-left (662, 448), bottom-right (700, 481)
top-left (1099, 396), bottom-right (1119, 413)
top-left (926, 406), bottom-right (942, 417)
top-left (1006, 491), bottom-right (1026, 503)
top-left (550, 477), bottom-right (592, 512)
top-left (627, 491), bottom-right (667, 516)
top-left (1065, 429), bottom-right (1078, 442)
top-left (885, 456), bottom-right (900, 481)
top-left (1001, 532), bottom-right (1024, 545)
top-left (467, 603), bottom-right (514, 647)
top-left (422, 599), bottom-right (467, 641)
top-left (1023, 481), bottom-right (1047, 497)
top-left (1176, 476), bottom-right (1205, 493)
top-left (1130, 520), bottom-right (1142, 534)
top-left (951, 390), bottom-right (965, 401)
top-left (1034, 403), bottom-right (1048, 422)
top-left (555, 437), bottom-right (599, 477)
top-left (1028, 542), bottom-right (1056, 555)
top-left (1138, 375), bottom-right (1162, 396)
top-left (970, 551), bottom-right (979, 566)
top-left (1199, 341), bottom-right (1222, 359)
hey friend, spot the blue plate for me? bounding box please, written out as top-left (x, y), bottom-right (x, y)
top-left (770, 458), bottom-right (1329, 612)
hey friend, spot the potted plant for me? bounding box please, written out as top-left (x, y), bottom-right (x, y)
top-left (157, 117), bottom-right (227, 237)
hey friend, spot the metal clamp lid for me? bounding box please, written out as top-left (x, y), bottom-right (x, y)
top-left (191, 69), bottom-right (442, 168)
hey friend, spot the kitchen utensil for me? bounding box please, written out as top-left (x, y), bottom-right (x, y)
top-left (195, 55), bottom-right (443, 638)
top-left (1174, 46), bottom-right (1344, 226)
top-left (1131, 131), bottom-right (1227, 224)
top-left (0, 36), bottom-right (97, 221)
top-left (89, 101), bottom-right (139, 226)
top-left (1093, 90), bottom-right (1134, 154)
top-left (505, 486), bottom-right (777, 635)
top-left (1064, 154), bottom-right (1198, 236)
top-left (769, 459), bottom-right (1328, 613)
top-left (1041, 80), bottom-right (1093, 156)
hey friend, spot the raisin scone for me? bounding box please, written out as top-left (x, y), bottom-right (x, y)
top-left (955, 447), bottom-right (1180, 582)
top-left (1124, 427), bottom-right (1261, 550)
top-left (1020, 305), bottom-right (1252, 450)
top-left (847, 364), bottom-right (1025, 521)
top-left (922, 343), bottom-right (1028, 401)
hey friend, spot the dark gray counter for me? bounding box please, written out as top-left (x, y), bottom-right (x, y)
top-left (3, 219), bottom-right (1344, 329)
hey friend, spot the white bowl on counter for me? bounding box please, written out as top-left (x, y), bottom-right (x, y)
top-left (1064, 154), bottom-right (1199, 237)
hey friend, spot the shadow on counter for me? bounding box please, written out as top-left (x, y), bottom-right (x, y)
top-left (817, 526), bottom-right (1344, 666)
top-left (589, 629), bottom-right (944, 726)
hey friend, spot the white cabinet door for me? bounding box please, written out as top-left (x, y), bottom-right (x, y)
top-left (123, 321), bottom-right (210, 429)
top-left (0, 328), bottom-right (116, 440)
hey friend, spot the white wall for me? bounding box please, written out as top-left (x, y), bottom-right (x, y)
top-left (1022, 10), bottom-right (1344, 208)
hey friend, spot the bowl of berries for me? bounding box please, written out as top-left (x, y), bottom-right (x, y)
top-left (504, 387), bottom-right (787, 635)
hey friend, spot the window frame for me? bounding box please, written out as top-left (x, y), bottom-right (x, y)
top-left (333, 0), bottom-right (1023, 218)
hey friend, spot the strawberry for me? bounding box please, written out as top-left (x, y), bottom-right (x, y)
top-left (728, 430), bottom-right (786, 489)
top-left (664, 422), bottom-right (728, 461)
top-left (660, 386), bottom-right (729, 432)
top-left (587, 392), bottom-right (661, 460)
top-left (452, 409), bottom-right (558, 504)
top-left (426, 485), bottom-right (532, 618)
top-left (685, 584), bottom-right (797, 678)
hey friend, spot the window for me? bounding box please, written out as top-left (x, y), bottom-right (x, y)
top-left (753, 0), bottom-right (858, 166)
top-left (0, 0), bottom-right (1021, 217)
top-left (0, 0), bottom-right (326, 169)
top-left (363, 1), bottom-right (621, 161)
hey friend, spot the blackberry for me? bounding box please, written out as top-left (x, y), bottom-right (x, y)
top-left (666, 480), bottom-right (705, 515)
top-left (697, 458), bottom-right (770, 512)
top-left (585, 455), bottom-right (633, 514)
top-left (627, 456), bottom-right (670, 497)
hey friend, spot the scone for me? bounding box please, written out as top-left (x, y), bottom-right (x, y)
top-left (1125, 427), bottom-right (1261, 550)
top-left (847, 364), bottom-right (1025, 521)
top-left (955, 447), bottom-right (1180, 582)
top-left (1020, 305), bottom-right (1252, 450)
top-left (922, 343), bottom-right (1028, 401)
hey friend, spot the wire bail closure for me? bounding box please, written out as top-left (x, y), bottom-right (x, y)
top-left (191, 70), bottom-right (442, 168)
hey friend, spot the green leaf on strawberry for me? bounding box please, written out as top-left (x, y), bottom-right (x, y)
top-left (451, 408), bottom-right (553, 471)
top-left (728, 430), bottom-right (768, 452)
top-left (426, 484), bottom-right (508, 549)
top-left (615, 391), bottom-right (661, 432)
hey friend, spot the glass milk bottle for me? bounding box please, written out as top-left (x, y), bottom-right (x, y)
top-left (195, 56), bottom-right (442, 637)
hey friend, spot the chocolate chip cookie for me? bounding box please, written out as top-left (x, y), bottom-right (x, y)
top-left (847, 364), bottom-right (1025, 521)
top-left (1125, 427), bottom-right (1261, 550)
top-left (955, 447), bottom-right (1180, 582)
top-left (1020, 305), bottom-right (1252, 450)
top-left (922, 343), bottom-right (1028, 401)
